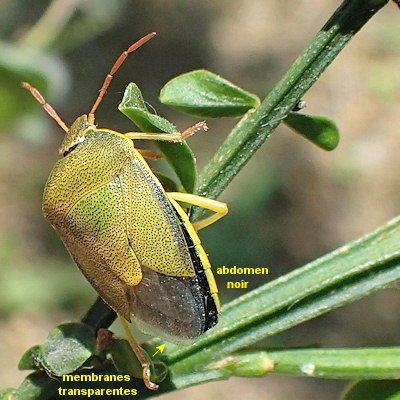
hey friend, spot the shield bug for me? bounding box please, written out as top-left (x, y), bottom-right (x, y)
top-left (22, 33), bottom-right (228, 389)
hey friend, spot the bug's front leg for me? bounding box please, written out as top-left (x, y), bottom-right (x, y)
top-left (123, 121), bottom-right (208, 142)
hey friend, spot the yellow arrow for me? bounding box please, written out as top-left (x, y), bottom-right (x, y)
top-left (152, 344), bottom-right (166, 357)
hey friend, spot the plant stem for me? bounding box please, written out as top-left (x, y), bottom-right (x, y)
top-left (81, 297), bottom-right (116, 332)
top-left (193, 0), bottom-right (389, 219)
top-left (268, 347), bottom-right (400, 379)
top-left (166, 215), bottom-right (400, 375)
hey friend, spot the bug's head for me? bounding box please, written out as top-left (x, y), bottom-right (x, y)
top-left (59, 115), bottom-right (96, 156)
top-left (22, 33), bottom-right (157, 156)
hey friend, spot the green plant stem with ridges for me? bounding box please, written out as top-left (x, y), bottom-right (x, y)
top-left (192, 0), bottom-right (389, 219)
top-left (161, 215), bottom-right (400, 382)
top-left (168, 347), bottom-right (400, 389)
top-left (268, 348), bottom-right (400, 379)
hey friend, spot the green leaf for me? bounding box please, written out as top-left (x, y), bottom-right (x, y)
top-left (342, 380), bottom-right (400, 400)
top-left (41, 323), bottom-right (96, 376)
top-left (160, 70), bottom-right (260, 118)
top-left (155, 141), bottom-right (197, 193)
top-left (119, 83), bottom-right (197, 193)
top-left (119, 82), bottom-right (178, 133)
top-left (18, 345), bottom-right (43, 371)
top-left (269, 347), bottom-right (400, 379)
top-left (284, 112), bottom-right (340, 150)
top-left (154, 172), bottom-right (180, 192)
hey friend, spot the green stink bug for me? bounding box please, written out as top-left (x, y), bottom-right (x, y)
top-left (22, 33), bottom-right (228, 389)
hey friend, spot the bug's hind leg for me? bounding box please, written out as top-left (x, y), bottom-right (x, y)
top-left (118, 314), bottom-right (158, 390)
top-left (167, 192), bottom-right (228, 231)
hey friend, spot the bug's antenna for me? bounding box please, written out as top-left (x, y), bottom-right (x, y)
top-left (88, 32), bottom-right (156, 124)
top-left (21, 82), bottom-right (69, 133)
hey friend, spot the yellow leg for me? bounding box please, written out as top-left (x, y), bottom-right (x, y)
top-left (118, 314), bottom-right (158, 390)
top-left (123, 121), bottom-right (207, 142)
top-left (167, 192), bottom-right (228, 231)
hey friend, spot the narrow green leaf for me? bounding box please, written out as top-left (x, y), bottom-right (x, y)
top-left (119, 83), bottom-right (197, 193)
top-left (342, 380), bottom-right (400, 400)
top-left (284, 112), bottom-right (340, 150)
top-left (269, 347), bottom-right (400, 379)
top-left (160, 70), bottom-right (260, 118)
top-left (42, 323), bottom-right (96, 376)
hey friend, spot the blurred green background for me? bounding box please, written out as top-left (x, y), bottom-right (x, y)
top-left (1, 0), bottom-right (399, 398)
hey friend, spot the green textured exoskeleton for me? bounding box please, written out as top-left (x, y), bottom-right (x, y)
top-left (22, 33), bottom-right (228, 390)
top-left (43, 115), bottom-right (223, 339)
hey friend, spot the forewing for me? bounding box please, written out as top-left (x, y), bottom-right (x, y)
top-left (120, 152), bottom-right (195, 278)
top-left (59, 179), bottom-right (144, 320)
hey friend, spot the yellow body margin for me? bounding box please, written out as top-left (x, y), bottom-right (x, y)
top-left (167, 196), bottom-right (222, 312)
